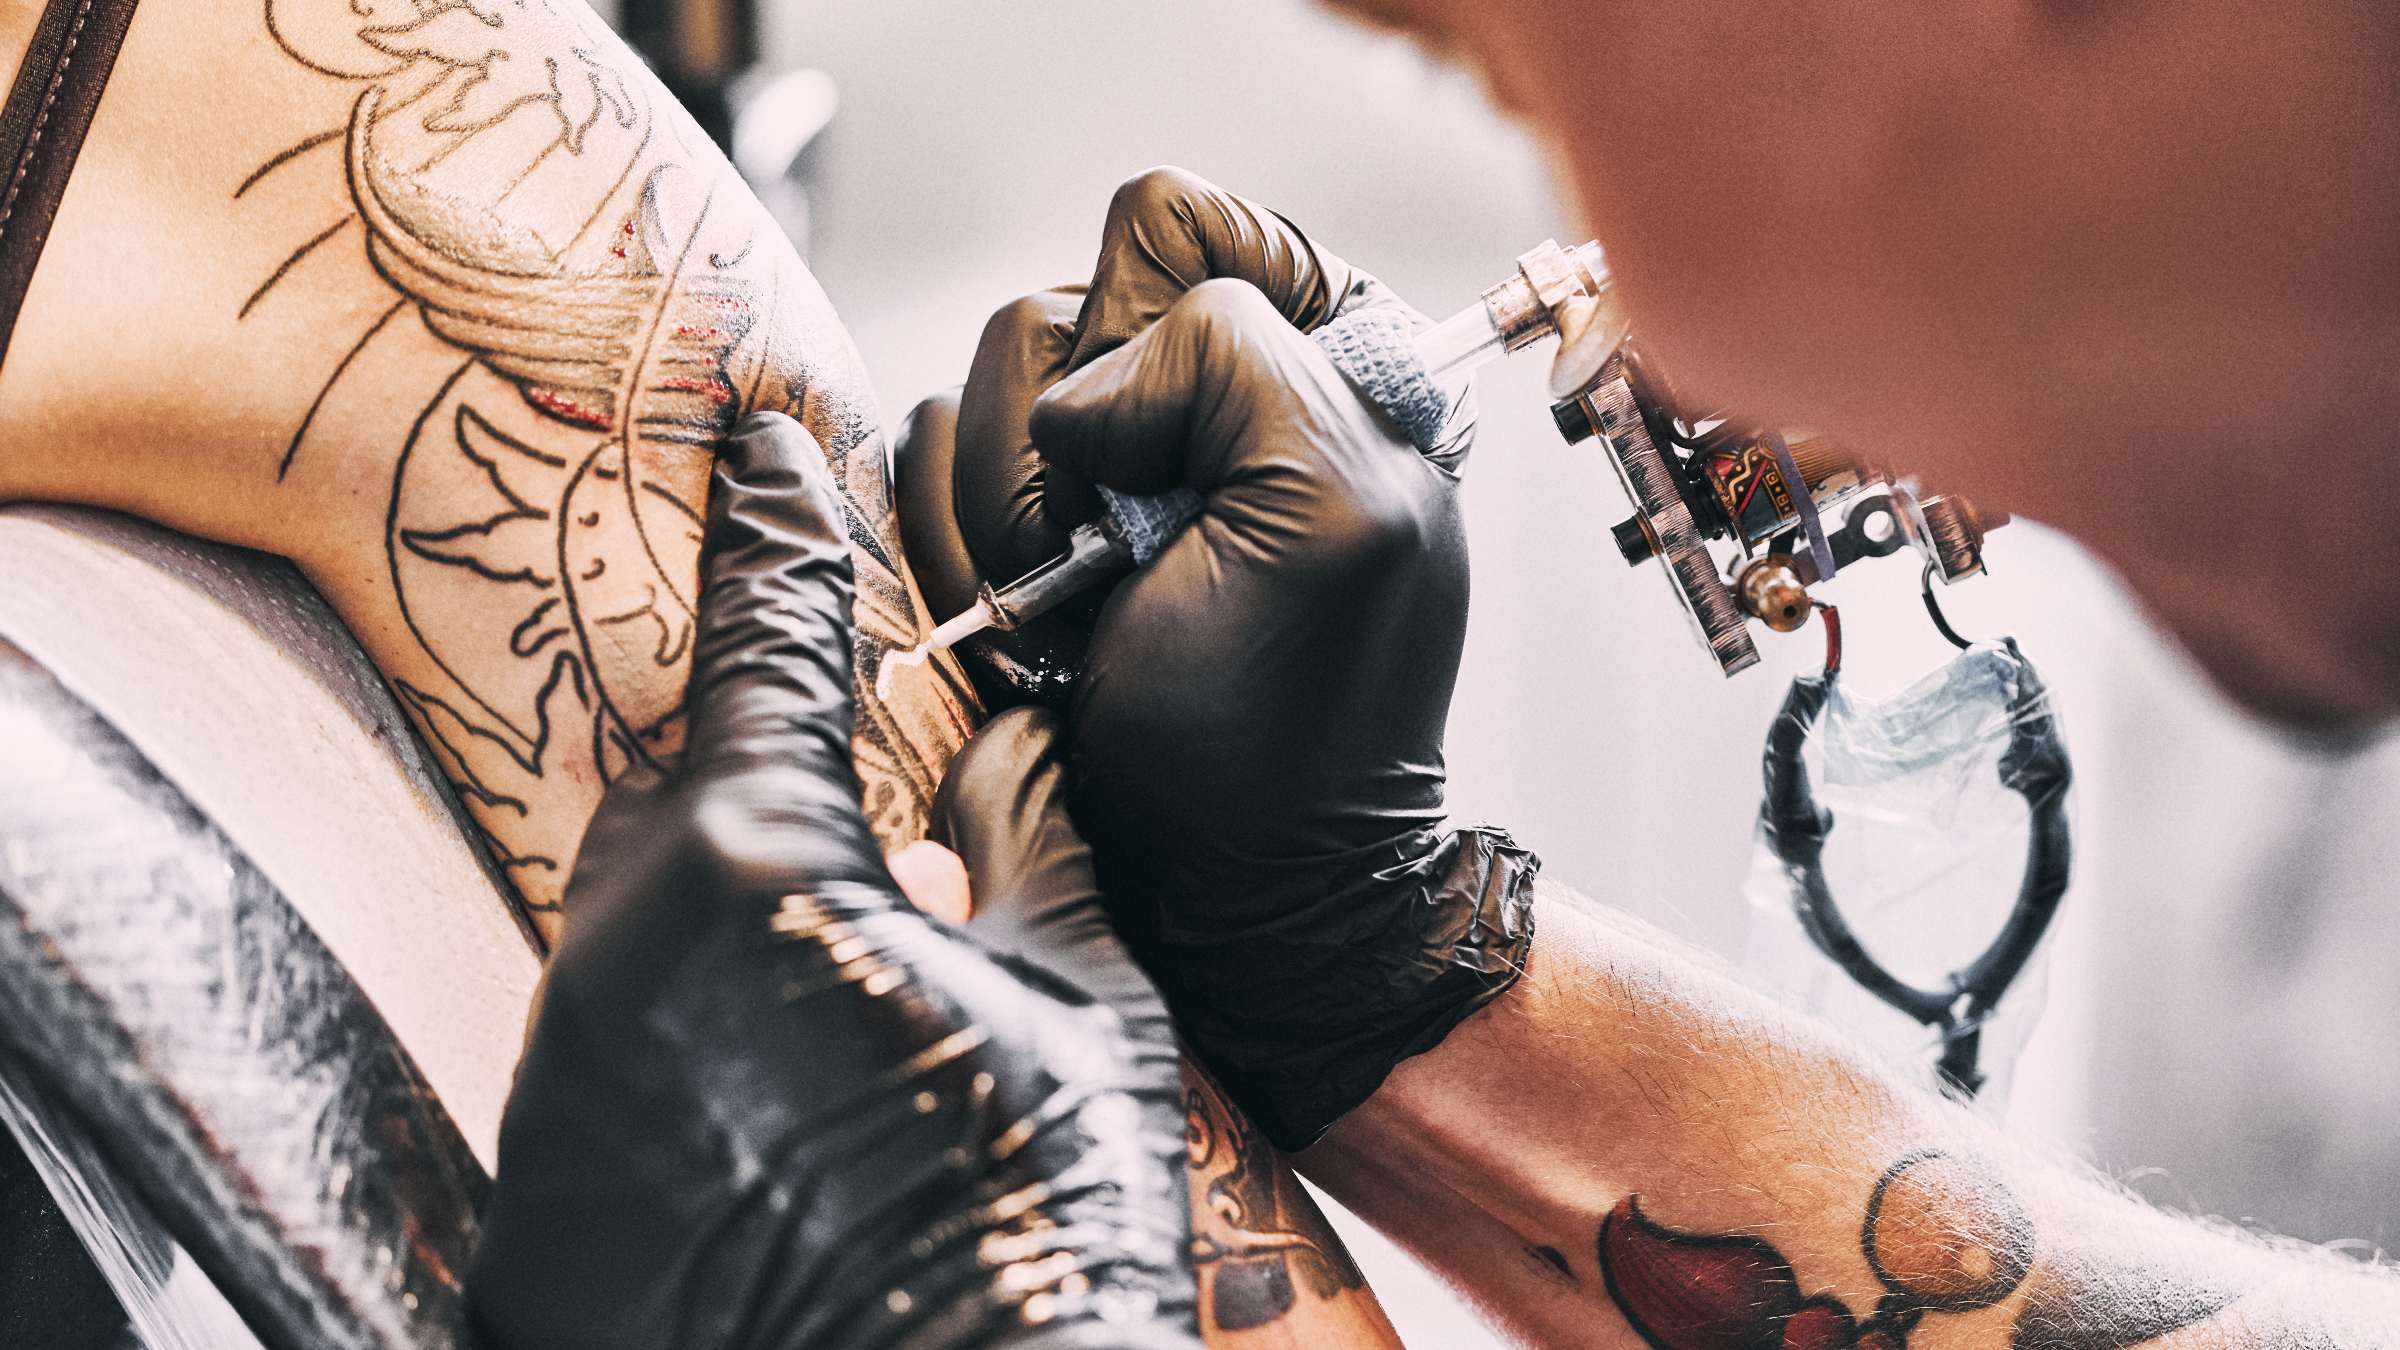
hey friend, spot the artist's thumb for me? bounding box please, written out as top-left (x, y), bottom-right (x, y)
top-left (928, 707), bottom-right (1168, 1032)
top-left (674, 413), bottom-right (895, 901)
top-left (1030, 277), bottom-right (1320, 499)
top-left (1067, 166), bottom-right (1357, 368)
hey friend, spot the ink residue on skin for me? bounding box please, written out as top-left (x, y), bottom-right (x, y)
top-left (874, 642), bottom-right (933, 701)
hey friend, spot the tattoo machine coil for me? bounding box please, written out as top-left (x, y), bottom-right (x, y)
top-left (899, 235), bottom-right (2007, 688)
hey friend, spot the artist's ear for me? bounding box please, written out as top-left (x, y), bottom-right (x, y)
top-left (886, 840), bottom-right (972, 924)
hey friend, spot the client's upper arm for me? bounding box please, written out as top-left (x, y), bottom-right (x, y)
top-left (0, 0), bottom-right (976, 938)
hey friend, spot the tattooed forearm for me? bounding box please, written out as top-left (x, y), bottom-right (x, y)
top-left (2009, 1266), bottom-right (2237, 1350)
top-left (1245, 889), bottom-right (2398, 1350)
top-left (1182, 1063), bottom-right (1369, 1334)
top-left (244, 0), bottom-right (975, 935)
top-left (1594, 1151), bottom-right (2301, 1350)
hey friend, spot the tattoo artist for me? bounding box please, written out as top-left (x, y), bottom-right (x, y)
top-left (888, 171), bottom-right (2400, 1346)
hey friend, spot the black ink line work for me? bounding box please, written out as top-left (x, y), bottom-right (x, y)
top-left (280, 299), bottom-right (405, 480)
top-left (1526, 1244), bottom-right (1578, 1287)
top-left (233, 126), bottom-right (342, 199)
top-left (1184, 1069), bottom-right (1367, 1332)
top-left (239, 213), bottom-right (356, 320)
top-left (250, 0), bottom-right (972, 928)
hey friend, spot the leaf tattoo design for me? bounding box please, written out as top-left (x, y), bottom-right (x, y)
top-left (250, 0), bottom-right (975, 929)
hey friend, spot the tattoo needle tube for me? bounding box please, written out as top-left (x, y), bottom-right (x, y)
top-left (883, 239), bottom-right (1623, 685)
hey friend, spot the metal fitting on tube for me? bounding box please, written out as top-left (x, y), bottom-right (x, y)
top-left (1482, 239), bottom-right (1610, 352)
top-left (1737, 556), bottom-right (1814, 632)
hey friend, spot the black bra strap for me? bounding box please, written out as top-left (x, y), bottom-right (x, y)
top-left (0, 0), bottom-right (140, 372)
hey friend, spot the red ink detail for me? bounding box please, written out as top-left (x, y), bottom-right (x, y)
top-left (622, 219), bottom-right (636, 235)
top-left (658, 375), bottom-right (732, 403)
top-left (611, 246), bottom-right (627, 258)
top-left (526, 388), bottom-right (612, 429)
top-left (674, 324), bottom-right (725, 342)
top-left (1599, 1196), bottom-right (1806, 1350)
top-left (1782, 1301), bottom-right (1859, 1350)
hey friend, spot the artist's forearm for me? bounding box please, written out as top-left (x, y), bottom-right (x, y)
top-left (1305, 882), bottom-right (2400, 1348)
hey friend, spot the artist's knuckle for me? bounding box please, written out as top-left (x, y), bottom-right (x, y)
top-left (950, 706), bottom-right (1058, 793)
top-left (681, 791), bottom-right (776, 890)
top-left (1316, 489), bottom-right (1427, 570)
top-left (1178, 277), bottom-right (1275, 337)
top-left (896, 388), bottom-right (960, 455)
top-left (1109, 166), bottom-right (1206, 227)
top-left (980, 291), bottom-right (1072, 365)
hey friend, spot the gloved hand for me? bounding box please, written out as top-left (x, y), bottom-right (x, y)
top-left (896, 169), bottom-right (1536, 1152)
top-left (466, 413), bottom-right (1198, 1350)
top-left (893, 167), bottom-right (1470, 710)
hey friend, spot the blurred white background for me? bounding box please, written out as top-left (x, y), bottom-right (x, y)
top-left (650, 1), bottom-right (2400, 1340)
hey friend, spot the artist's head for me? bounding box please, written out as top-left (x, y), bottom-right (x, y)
top-left (1324, 0), bottom-right (2400, 730)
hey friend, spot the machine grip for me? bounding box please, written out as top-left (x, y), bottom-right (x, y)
top-left (1094, 484), bottom-right (1204, 566)
top-left (1096, 306), bottom-right (1450, 566)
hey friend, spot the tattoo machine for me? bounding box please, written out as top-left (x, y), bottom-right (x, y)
top-left (895, 236), bottom-right (2009, 687)
top-left (886, 240), bottom-right (1633, 683)
top-left (1553, 348), bottom-right (2009, 678)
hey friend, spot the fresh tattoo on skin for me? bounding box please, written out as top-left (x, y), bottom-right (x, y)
top-left (243, 0), bottom-right (975, 932)
top-left (1594, 1150), bottom-right (2239, 1350)
top-left (1183, 1064), bottom-right (1368, 1332)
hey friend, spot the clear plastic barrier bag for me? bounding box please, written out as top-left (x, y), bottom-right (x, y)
top-left (1741, 639), bottom-right (2073, 1115)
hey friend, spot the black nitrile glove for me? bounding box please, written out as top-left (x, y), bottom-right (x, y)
top-left (467, 413), bottom-right (1198, 1350)
top-left (896, 170), bottom-right (1534, 1150)
top-left (926, 706), bottom-right (1167, 1034)
top-left (1030, 276), bottom-right (1537, 1151)
top-left (893, 167), bottom-right (1463, 712)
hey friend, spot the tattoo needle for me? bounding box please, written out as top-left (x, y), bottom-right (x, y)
top-left (897, 240), bottom-right (1625, 673)
top-left (874, 521), bottom-right (1125, 700)
top-left (874, 604), bottom-right (990, 701)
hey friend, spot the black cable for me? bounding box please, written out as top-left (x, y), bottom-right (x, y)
top-left (1758, 639), bottom-right (2073, 1100)
top-left (1922, 561), bottom-right (1974, 651)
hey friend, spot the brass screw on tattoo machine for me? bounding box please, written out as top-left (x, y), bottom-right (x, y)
top-left (882, 239), bottom-right (2005, 692)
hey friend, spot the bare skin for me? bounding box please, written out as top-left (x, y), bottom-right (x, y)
top-left (1257, 1), bottom-right (2400, 1338)
top-left (0, 0), bottom-right (977, 932)
top-left (1294, 883), bottom-right (2400, 1348)
top-left (0, 4), bottom-right (1391, 1343)
top-left (1324, 0), bottom-right (2400, 729)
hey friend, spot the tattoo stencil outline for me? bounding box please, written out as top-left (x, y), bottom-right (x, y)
top-left (241, 0), bottom-right (975, 919)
